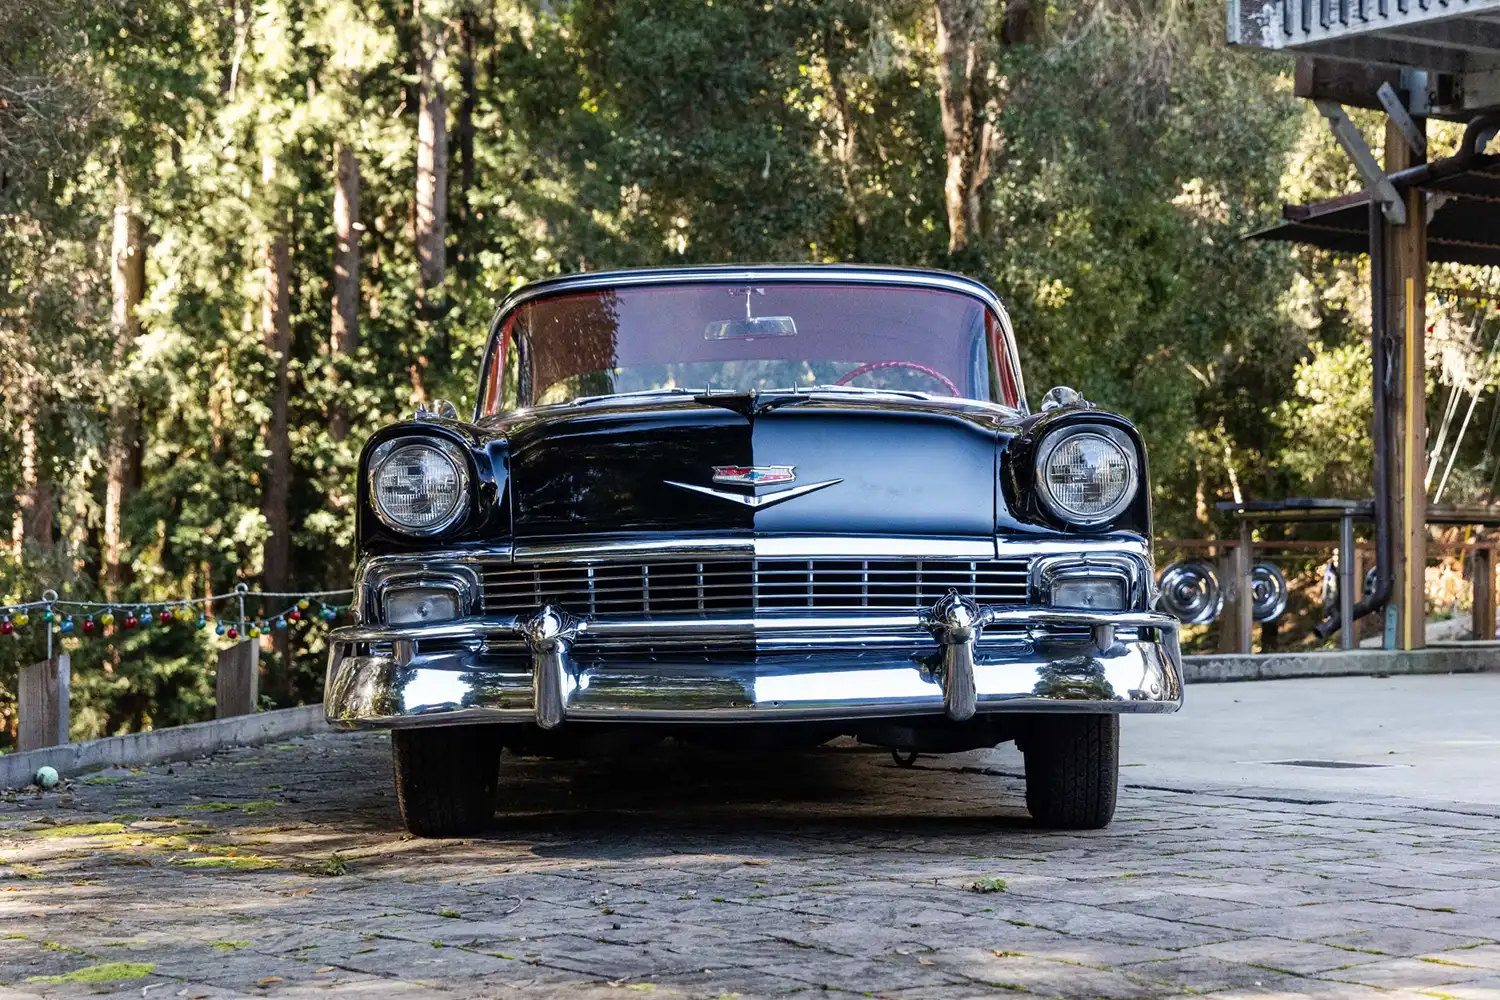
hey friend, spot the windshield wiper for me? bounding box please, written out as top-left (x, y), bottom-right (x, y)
top-left (804, 384), bottom-right (932, 400)
top-left (569, 387), bottom-right (707, 406)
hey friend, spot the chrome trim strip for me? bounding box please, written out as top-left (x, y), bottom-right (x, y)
top-left (510, 537), bottom-right (753, 563)
top-left (507, 535), bottom-right (1009, 564)
top-left (752, 536), bottom-right (1002, 560)
top-left (994, 536), bottom-right (1149, 559)
top-left (475, 266), bottom-right (1028, 418)
top-left (329, 607), bottom-right (1176, 646)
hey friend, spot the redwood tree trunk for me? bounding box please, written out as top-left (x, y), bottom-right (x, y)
top-left (457, 12), bottom-right (476, 236)
top-left (261, 233), bottom-right (291, 601)
top-left (934, 0), bottom-right (994, 255)
top-left (13, 401), bottom-right (53, 556)
top-left (330, 141), bottom-right (360, 443)
top-left (261, 136), bottom-right (293, 698)
top-left (103, 175), bottom-right (145, 595)
top-left (415, 0), bottom-right (448, 303)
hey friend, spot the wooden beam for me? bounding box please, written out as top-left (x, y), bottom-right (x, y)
top-left (1295, 57), bottom-right (1404, 111)
top-left (18, 655), bottom-right (70, 751)
top-left (1385, 115), bottom-right (1428, 650)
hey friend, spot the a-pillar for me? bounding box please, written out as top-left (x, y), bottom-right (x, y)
top-left (1384, 116), bottom-right (1427, 650)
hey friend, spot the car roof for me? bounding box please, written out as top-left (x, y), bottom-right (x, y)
top-left (493, 263), bottom-right (1006, 316)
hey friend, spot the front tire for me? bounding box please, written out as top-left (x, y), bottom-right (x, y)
top-left (1021, 714), bottom-right (1118, 830)
top-left (391, 725), bottom-right (504, 837)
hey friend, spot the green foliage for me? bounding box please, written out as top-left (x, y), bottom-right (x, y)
top-left (14, 0), bottom-right (1486, 730)
top-left (1274, 341), bottom-right (1375, 498)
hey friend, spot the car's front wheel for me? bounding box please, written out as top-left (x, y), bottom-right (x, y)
top-left (391, 725), bottom-right (504, 837)
top-left (1021, 714), bottom-right (1118, 830)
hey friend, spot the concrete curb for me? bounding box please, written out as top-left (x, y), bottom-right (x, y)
top-left (0, 704), bottom-right (330, 789)
top-left (1184, 646), bottom-right (1500, 683)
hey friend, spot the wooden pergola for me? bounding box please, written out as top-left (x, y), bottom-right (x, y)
top-left (1227, 0), bottom-right (1500, 649)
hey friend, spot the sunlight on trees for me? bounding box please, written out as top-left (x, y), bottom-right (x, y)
top-left (2, 0), bottom-right (1497, 740)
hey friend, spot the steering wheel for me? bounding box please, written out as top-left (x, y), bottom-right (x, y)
top-left (834, 360), bottom-right (961, 396)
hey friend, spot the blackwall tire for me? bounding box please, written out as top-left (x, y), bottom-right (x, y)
top-left (391, 725), bottom-right (504, 837)
top-left (1022, 714), bottom-right (1119, 830)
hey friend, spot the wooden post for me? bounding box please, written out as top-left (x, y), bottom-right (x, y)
top-left (1384, 115), bottom-right (1427, 650)
top-left (1473, 546), bottom-right (1495, 641)
top-left (18, 655), bottom-right (70, 751)
top-left (1237, 518), bottom-right (1255, 654)
top-left (216, 640), bottom-right (259, 719)
top-left (1216, 546), bottom-right (1243, 654)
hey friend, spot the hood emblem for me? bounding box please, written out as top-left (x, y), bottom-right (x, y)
top-left (665, 471), bottom-right (841, 510)
top-left (712, 465), bottom-right (795, 486)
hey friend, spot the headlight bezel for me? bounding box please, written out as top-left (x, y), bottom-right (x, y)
top-left (367, 436), bottom-right (473, 537)
top-left (1034, 424), bottom-right (1139, 528)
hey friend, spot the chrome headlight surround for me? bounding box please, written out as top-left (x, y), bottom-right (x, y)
top-left (1034, 424), bottom-right (1139, 527)
top-left (354, 558), bottom-right (484, 625)
top-left (1031, 553), bottom-right (1146, 610)
top-left (367, 436), bottom-right (473, 536)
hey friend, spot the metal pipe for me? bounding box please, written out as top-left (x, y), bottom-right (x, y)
top-left (1316, 198), bottom-right (1393, 639)
top-left (1338, 512), bottom-right (1355, 649)
top-left (1385, 112), bottom-right (1500, 189)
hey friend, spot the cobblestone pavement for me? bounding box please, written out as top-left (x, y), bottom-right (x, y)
top-left (3, 729), bottom-right (1500, 1000)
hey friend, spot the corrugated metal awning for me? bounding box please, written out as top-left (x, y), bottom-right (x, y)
top-left (1250, 153), bottom-right (1500, 265)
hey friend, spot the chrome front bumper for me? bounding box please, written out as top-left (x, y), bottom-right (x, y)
top-left (324, 597), bottom-right (1183, 730)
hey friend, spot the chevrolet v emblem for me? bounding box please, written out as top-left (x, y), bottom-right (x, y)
top-left (664, 477), bottom-right (842, 509)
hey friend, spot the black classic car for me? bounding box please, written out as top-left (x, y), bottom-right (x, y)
top-left (325, 265), bottom-right (1183, 836)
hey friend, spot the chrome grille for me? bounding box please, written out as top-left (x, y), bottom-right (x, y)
top-left (481, 558), bottom-right (1032, 616)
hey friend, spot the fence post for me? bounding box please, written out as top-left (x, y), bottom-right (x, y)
top-left (18, 654), bottom-right (70, 751)
top-left (1473, 546), bottom-right (1495, 641)
top-left (216, 640), bottom-right (259, 719)
top-left (1217, 546), bottom-right (1244, 654)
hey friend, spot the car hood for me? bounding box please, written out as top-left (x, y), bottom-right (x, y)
top-left (485, 392), bottom-right (1024, 538)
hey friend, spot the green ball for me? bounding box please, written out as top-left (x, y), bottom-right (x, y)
top-left (35, 766), bottom-right (59, 789)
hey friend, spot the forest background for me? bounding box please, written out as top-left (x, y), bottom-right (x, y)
top-left (3, 0), bottom-right (1499, 747)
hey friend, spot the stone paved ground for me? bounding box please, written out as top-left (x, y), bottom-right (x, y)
top-left (3, 724), bottom-right (1500, 999)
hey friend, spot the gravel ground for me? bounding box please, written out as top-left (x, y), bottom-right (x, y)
top-left (2, 720), bottom-right (1499, 999)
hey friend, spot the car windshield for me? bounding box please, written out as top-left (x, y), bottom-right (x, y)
top-left (478, 281), bottom-right (1022, 415)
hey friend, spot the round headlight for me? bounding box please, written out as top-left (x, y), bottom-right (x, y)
top-left (1036, 427), bottom-right (1137, 525)
top-left (368, 439), bottom-right (471, 535)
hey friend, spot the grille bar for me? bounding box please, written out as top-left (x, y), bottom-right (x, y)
top-left (482, 558), bottom-right (1032, 616)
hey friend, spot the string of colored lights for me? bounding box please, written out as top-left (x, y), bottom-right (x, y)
top-left (0, 584), bottom-right (355, 641)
